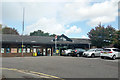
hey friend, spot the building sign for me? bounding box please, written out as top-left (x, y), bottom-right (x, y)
top-left (11, 48), bottom-right (17, 53)
top-left (1, 48), bottom-right (4, 53)
top-left (18, 48), bottom-right (22, 53)
top-left (6, 48), bottom-right (10, 53)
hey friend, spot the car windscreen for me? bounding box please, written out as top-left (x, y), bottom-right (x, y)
top-left (80, 49), bottom-right (86, 51)
top-left (87, 49), bottom-right (95, 52)
top-left (67, 49), bottom-right (72, 51)
top-left (103, 49), bottom-right (111, 51)
top-left (76, 49), bottom-right (86, 51)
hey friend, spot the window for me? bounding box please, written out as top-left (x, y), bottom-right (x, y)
top-left (43, 49), bottom-right (46, 56)
top-left (59, 37), bottom-right (63, 41)
top-left (97, 49), bottom-right (103, 51)
top-left (11, 48), bottom-right (17, 53)
top-left (27, 48), bottom-right (30, 53)
top-left (31, 49), bottom-right (33, 53)
top-left (88, 49), bottom-right (95, 52)
top-left (33, 48), bottom-right (36, 53)
top-left (1, 48), bottom-right (4, 53)
top-left (63, 37), bottom-right (66, 41)
top-left (18, 48), bottom-right (22, 53)
top-left (113, 49), bottom-right (120, 52)
top-left (103, 49), bottom-right (111, 51)
top-left (23, 48), bottom-right (26, 53)
top-left (80, 49), bottom-right (86, 52)
top-left (6, 48), bottom-right (10, 53)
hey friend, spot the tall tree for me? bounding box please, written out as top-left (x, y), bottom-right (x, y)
top-left (30, 30), bottom-right (56, 37)
top-left (50, 34), bottom-right (56, 37)
top-left (87, 24), bottom-right (116, 48)
top-left (2, 26), bottom-right (19, 35)
top-left (114, 30), bottom-right (120, 49)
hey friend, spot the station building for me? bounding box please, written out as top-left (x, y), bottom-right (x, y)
top-left (0, 34), bottom-right (91, 57)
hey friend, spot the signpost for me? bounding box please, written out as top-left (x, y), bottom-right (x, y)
top-left (88, 43), bottom-right (91, 49)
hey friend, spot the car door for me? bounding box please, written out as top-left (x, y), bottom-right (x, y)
top-left (113, 49), bottom-right (120, 58)
top-left (95, 49), bottom-right (101, 56)
top-left (118, 49), bottom-right (120, 57)
top-left (118, 51), bottom-right (120, 57)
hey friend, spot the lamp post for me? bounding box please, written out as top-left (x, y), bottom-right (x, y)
top-left (22, 8), bottom-right (25, 57)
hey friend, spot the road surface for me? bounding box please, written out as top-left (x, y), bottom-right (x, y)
top-left (1, 56), bottom-right (119, 79)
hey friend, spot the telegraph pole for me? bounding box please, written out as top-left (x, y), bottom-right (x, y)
top-left (22, 8), bottom-right (25, 57)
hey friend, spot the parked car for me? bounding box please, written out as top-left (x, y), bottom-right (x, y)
top-left (68, 48), bottom-right (86, 57)
top-left (83, 48), bottom-right (103, 58)
top-left (100, 48), bottom-right (120, 60)
top-left (61, 49), bottom-right (73, 56)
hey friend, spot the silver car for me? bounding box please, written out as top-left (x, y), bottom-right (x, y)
top-left (83, 48), bottom-right (103, 58)
top-left (61, 49), bottom-right (72, 56)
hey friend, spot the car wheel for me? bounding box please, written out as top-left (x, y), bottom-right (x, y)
top-left (112, 55), bottom-right (116, 60)
top-left (68, 54), bottom-right (71, 56)
top-left (101, 56), bottom-right (104, 59)
top-left (91, 54), bottom-right (95, 58)
top-left (76, 54), bottom-right (80, 57)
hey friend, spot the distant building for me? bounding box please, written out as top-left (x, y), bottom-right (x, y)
top-left (0, 34), bottom-right (91, 57)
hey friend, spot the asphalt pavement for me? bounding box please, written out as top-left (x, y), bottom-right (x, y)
top-left (1, 56), bottom-right (119, 79)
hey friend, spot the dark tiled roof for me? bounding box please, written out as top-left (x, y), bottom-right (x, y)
top-left (1, 34), bottom-right (54, 44)
top-left (1, 34), bottom-right (90, 44)
top-left (71, 38), bottom-right (90, 44)
top-left (53, 34), bottom-right (73, 42)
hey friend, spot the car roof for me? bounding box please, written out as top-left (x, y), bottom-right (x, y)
top-left (90, 48), bottom-right (103, 49)
top-left (104, 48), bottom-right (118, 49)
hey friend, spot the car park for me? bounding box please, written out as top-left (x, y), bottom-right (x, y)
top-left (68, 48), bottom-right (86, 57)
top-left (83, 48), bottom-right (103, 58)
top-left (61, 49), bottom-right (73, 56)
top-left (100, 48), bottom-right (120, 60)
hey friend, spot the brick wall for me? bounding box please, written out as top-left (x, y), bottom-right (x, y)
top-left (2, 53), bottom-right (33, 57)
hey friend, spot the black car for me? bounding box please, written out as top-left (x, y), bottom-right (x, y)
top-left (68, 48), bottom-right (86, 57)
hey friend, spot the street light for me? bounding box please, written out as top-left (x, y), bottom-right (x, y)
top-left (22, 8), bottom-right (25, 57)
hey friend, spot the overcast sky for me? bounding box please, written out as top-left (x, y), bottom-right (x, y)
top-left (1, 0), bottom-right (119, 38)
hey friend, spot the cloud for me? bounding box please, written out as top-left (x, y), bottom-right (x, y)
top-left (81, 35), bottom-right (88, 39)
top-left (2, 0), bottom-right (118, 26)
top-left (2, 2), bottom-right (61, 22)
top-left (59, 0), bottom-right (118, 26)
top-left (2, 0), bottom-right (119, 37)
top-left (25, 17), bottom-right (65, 35)
top-left (65, 25), bottom-right (81, 35)
top-left (2, 0), bottom-right (73, 2)
top-left (25, 17), bottom-right (82, 36)
top-left (87, 16), bottom-right (116, 26)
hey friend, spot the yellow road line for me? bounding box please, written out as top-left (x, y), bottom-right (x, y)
top-left (0, 67), bottom-right (64, 80)
top-left (29, 71), bottom-right (60, 78)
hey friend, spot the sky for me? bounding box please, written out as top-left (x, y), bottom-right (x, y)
top-left (0, 0), bottom-right (119, 38)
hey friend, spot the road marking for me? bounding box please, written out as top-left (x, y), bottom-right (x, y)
top-left (0, 67), bottom-right (64, 80)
